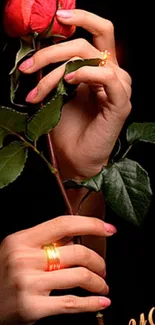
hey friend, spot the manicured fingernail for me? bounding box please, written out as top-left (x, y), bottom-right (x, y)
top-left (19, 57), bottom-right (34, 71)
top-left (56, 10), bottom-right (73, 18)
top-left (104, 222), bottom-right (117, 234)
top-left (99, 297), bottom-right (111, 308)
top-left (26, 87), bottom-right (38, 102)
top-left (64, 72), bottom-right (76, 82)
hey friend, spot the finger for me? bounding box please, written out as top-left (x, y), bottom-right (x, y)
top-left (29, 295), bottom-right (111, 319)
top-left (41, 244), bottom-right (106, 277)
top-left (25, 63), bottom-right (65, 103)
top-left (25, 60), bottom-right (131, 104)
top-left (25, 56), bottom-right (82, 103)
top-left (16, 216), bottom-right (117, 247)
top-left (35, 267), bottom-right (109, 295)
top-left (64, 65), bottom-right (130, 108)
top-left (18, 39), bottom-right (100, 74)
top-left (56, 9), bottom-right (117, 61)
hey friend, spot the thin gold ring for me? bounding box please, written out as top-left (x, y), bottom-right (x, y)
top-left (99, 50), bottom-right (110, 67)
top-left (43, 244), bottom-right (60, 271)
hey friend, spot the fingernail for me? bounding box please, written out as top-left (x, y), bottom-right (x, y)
top-left (26, 87), bottom-right (38, 102)
top-left (99, 297), bottom-right (111, 308)
top-left (19, 57), bottom-right (34, 71)
top-left (104, 222), bottom-right (117, 235)
top-left (64, 72), bottom-right (76, 81)
top-left (56, 9), bottom-right (73, 18)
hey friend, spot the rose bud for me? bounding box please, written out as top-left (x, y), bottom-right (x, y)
top-left (3, 0), bottom-right (76, 40)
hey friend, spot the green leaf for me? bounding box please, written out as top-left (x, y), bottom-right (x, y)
top-left (27, 95), bottom-right (63, 141)
top-left (0, 141), bottom-right (28, 189)
top-left (10, 69), bottom-right (21, 104)
top-left (51, 34), bottom-right (66, 39)
top-left (127, 122), bottom-right (155, 145)
top-left (0, 106), bottom-right (28, 146)
top-left (0, 128), bottom-right (6, 148)
top-left (82, 171), bottom-right (105, 192)
top-left (65, 58), bottom-right (103, 75)
top-left (81, 158), bottom-right (152, 226)
top-left (9, 38), bottom-right (35, 105)
top-left (10, 39), bottom-right (35, 75)
top-left (0, 105), bottom-right (27, 132)
top-left (56, 58), bottom-right (103, 96)
top-left (27, 58), bottom-right (102, 142)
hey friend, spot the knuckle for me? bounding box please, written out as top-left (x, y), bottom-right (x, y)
top-left (125, 100), bottom-right (132, 116)
top-left (77, 267), bottom-right (92, 284)
top-left (1, 234), bottom-right (17, 252)
top-left (52, 215), bottom-right (70, 229)
top-left (77, 38), bottom-right (90, 53)
top-left (63, 295), bottom-right (77, 311)
top-left (69, 55), bottom-right (82, 62)
top-left (52, 215), bottom-right (76, 237)
top-left (103, 19), bottom-right (114, 34)
top-left (76, 9), bottom-right (86, 20)
top-left (118, 100), bottom-right (132, 121)
top-left (16, 293), bottom-right (34, 322)
top-left (105, 67), bottom-right (117, 82)
top-left (5, 251), bottom-right (20, 271)
top-left (74, 245), bottom-right (91, 265)
top-left (120, 68), bottom-right (132, 86)
top-left (38, 77), bottom-right (47, 93)
top-left (124, 71), bottom-right (132, 85)
top-left (12, 274), bottom-right (29, 292)
top-left (52, 215), bottom-right (64, 228)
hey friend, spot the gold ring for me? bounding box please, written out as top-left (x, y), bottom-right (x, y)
top-left (99, 50), bottom-right (110, 67)
top-left (43, 244), bottom-right (60, 271)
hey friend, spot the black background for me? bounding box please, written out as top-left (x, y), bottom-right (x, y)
top-left (0, 1), bottom-right (154, 324)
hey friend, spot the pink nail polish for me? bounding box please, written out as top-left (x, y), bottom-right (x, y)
top-left (26, 87), bottom-right (38, 102)
top-left (19, 57), bottom-right (34, 71)
top-left (64, 72), bottom-right (75, 81)
top-left (99, 297), bottom-right (111, 308)
top-left (104, 222), bottom-right (117, 234)
top-left (56, 9), bottom-right (73, 18)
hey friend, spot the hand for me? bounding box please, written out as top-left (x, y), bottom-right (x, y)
top-left (19, 10), bottom-right (132, 179)
top-left (0, 216), bottom-right (116, 324)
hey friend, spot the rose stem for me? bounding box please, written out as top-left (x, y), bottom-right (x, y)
top-left (96, 313), bottom-right (104, 325)
top-left (46, 133), bottom-right (74, 215)
top-left (36, 40), bottom-right (74, 216)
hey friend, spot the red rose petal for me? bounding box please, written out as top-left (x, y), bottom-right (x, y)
top-left (30, 0), bottom-right (57, 34)
top-left (4, 0), bottom-right (76, 39)
top-left (3, 0), bottom-right (28, 37)
top-left (51, 0), bottom-right (76, 40)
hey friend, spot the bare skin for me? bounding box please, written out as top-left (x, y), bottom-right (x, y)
top-left (0, 9), bottom-right (131, 324)
top-left (0, 216), bottom-right (116, 324)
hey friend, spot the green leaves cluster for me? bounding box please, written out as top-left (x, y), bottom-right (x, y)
top-left (65, 123), bottom-right (155, 226)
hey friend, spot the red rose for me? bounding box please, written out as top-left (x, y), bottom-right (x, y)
top-left (3, 0), bottom-right (76, 39)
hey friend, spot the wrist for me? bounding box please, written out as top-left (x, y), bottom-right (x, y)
top-left (57, 155), bottom-right (108, 181)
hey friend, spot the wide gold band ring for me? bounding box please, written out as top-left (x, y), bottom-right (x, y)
top-left (43, 244), bottom-right (60, 271)
top-left (99, 50), bottom-right (110, 67)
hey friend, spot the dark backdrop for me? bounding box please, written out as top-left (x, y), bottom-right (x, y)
top-left (76, 1), bottom-right (155, 324)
